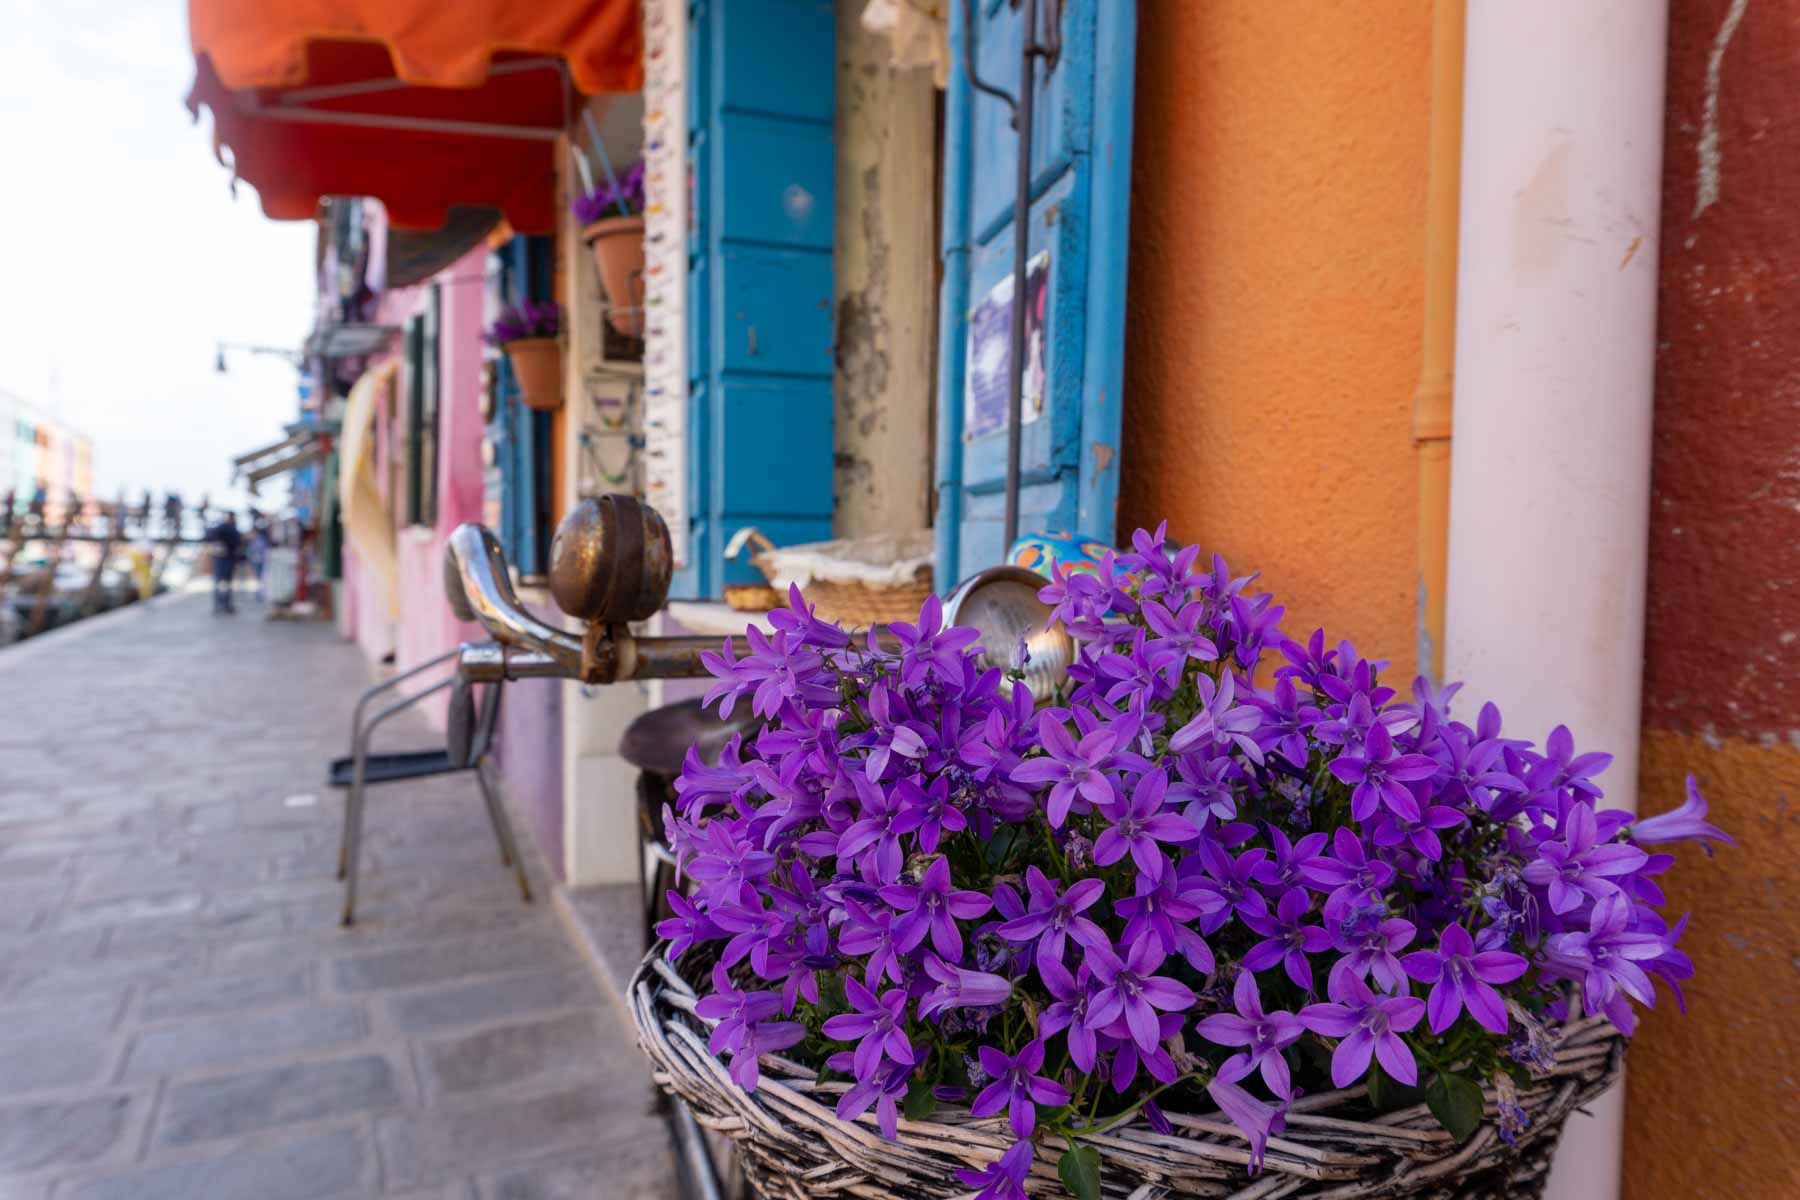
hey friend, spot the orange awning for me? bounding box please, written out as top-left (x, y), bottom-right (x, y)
top-left (186, 1), bottom-right (642, 234)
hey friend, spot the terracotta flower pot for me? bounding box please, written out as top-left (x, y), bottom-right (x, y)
top-left (502, 337), bottom-right (563, 412)
top-left (583, 215), bottom-right (646, 335)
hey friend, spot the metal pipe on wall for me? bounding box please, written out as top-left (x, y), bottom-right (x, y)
top-left (1446, 4), bottom-right (1669, 1197)
top-left (1411, 0), bottom-right (1464, 685)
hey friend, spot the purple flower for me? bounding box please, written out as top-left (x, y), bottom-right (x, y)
top-left (917, 954), bottom-right (1012, 1019)
top-left (888, 595), bottom-right (981, 689)
top-left (1195, 970), bottom-right (1305, 1095)
top-left (483, 300), bottom-right (561, 345)
top-left (1093, 768), bottom-right (1196, 877)
top-left (1299, 973), bottom-right (1426, 1088)
top-left (1240, 887), bottom-right (1332, 989)
top-left (1629, 775), bottom-right (1735, 855)
top-left (1527, 723), bottom-right (1612, 800)
top-left (835, 774), bottom-right (923, 884)
top-left (1113, 870), bottom-right (1220, 973)
top-left (833, 1059), bottom-right (910, 1138)
top-left (836, 899), bottom-right (903, 989)
top-left (654, 890), bottom-right (718, 961)
top-left (1084, 937), bottom-right (1197, 1053)
top-left (1168, 671), bottom-right (1264, 763)
top-left (1143, 596), bottom-right (1220, 672)
top-left (695, 964), bottom-right (804, 1090)
top-left (880, 856), bottom-right (992, 959)
top-left (1011, 713), bottom-right (1126, 826)
top-left (1521, 802), bottom-right (1649, 914)
top-left (1328, 721), bottom-right (1437, 822)
top-left (1184, 840), bottom-right (1267, 933)
top-left (994, 866), bottom-right (1108, 975)
top-left (971, 1039), bottom-right (1071, 1136)
top-left (1207, 1063), bottom-right (1287, 1175)
top-left (954, 1140), bottom-right (1034, 1200)
top-left (1401, 923), bottom-right (1528, 1034)
top-left (821, 976), bottom-right (915, 1079)
top-left (1328, 915), bottom-right (1416, 993)
top-left (1301, 827), bottom-right (1396, 923)
top-left (1544, 894), bottom-right (1666, 1017)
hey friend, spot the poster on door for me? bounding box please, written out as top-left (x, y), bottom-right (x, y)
top-left (964, 251), bottom-right (1049, 441)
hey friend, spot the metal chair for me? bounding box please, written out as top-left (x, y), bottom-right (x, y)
top-left (331, 648), bottom-right (531, 925)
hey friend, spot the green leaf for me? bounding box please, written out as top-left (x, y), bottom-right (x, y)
top-left (1057, 1144), bottom-right (1102, 1200)
top-left (902, 1079), bottom-right (937, 1122)
top-left (1366, 1060), bottom-right (1429, 1113)
top-left (1426, 1072), bottom-right (1487, 1143)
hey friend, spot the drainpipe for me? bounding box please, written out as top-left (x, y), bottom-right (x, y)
top-left (1445, 4), bottom-right (1668, 1200)
top-left (1412, 0), bottom-right (1464, 684)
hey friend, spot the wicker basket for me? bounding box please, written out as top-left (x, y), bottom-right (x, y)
top-left (630, 944), bottom-right (1625, 1200)
top-left (727, 528), bottom-right (934, 628)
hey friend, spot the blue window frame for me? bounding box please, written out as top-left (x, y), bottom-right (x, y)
top-left (488, 236), bottom-right (556, 579)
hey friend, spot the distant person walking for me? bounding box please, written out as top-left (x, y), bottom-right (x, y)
top-left (247, 516), bottom-right (271, 603)
top-left (206, 511), bottom-right (242, 615)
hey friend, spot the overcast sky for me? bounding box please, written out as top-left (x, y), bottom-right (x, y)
top-left (0, 0), bottom-right (315, 507)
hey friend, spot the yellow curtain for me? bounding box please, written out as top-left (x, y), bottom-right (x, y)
top-left (338, 361), bottom-right (400, 617)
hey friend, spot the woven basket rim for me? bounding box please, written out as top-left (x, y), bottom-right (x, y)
top-left (629, 941), bottom-right (1626, 1199)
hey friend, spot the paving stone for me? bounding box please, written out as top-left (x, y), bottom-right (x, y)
top-left (139, 967), bottom-right (310, 1022)
top-left (0, 855), bottom-right (63, 882)
top-left (56, 892), bottom-right (206, 931)
top-left (0, 1093), bottom-right (134, 1173)
top-left (418, 1012), bottom-right (617, 1099)
top-left (59, 1126), bottom-right (371, 1200)
top-left (383, 968), bottom-right (592, 1035)
top-left (333, 934), bottom-right (570, 994)
top-left (122, 1004), bottom-right (367, 1081)
top-left (376, 1085), bottom-right (617, 1190)
top-left (0, 992), bottom-right (125, 1043)
top-left (478, 1141), bottom-right (681, 1200)
top-left (8, 949), bottom-right (206, 999)
top-left (158, 1054), bottom-right (403, 1147)
top-left (0, 1035), bottom-right (117, 1095)
top-left (99, 900), bottom-right (289, 957)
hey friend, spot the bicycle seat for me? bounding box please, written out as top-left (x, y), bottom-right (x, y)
top-left (620, 697), bottom-right (763, 776)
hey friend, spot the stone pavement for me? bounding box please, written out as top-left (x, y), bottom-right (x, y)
top-left (0, 589), bottom-right (678, 1199)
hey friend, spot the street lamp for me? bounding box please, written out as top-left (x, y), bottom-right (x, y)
top-left (215, 341), bottom-right (305, 373)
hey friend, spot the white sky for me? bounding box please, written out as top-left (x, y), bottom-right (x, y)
top-left (0, 0), bottom-right (315, 508)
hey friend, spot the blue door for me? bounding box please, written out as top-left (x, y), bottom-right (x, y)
top-left (675, 0), bottom-right (838, 599)
top-left (489, 236), bottom-right (554, 579)
top-left (934, 0), bottom-right (1138, 586)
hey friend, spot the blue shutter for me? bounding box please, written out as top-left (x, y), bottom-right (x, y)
top-left (674, 0), bottom-right (837, 599)
top-left (489, 236), bottom-right (555, 578)
top-left (934, 0), bottom-right (1137, 586)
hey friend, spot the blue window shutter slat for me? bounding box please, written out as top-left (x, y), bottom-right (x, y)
top-left (935, 0), bottom-right (1137, 589)
top-left (676, 0), bottom-right (836, 600)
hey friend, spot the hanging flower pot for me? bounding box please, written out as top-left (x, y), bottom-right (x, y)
top-left (485, 302), bottom-right (563, 412)
top-left (501, 337), bottom-right (563, 412)
top-left (583, 216), bottom-right (646, 336)
top-left (573, 161), bottom-right (647, 336)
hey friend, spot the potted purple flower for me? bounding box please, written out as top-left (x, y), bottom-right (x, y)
top-left (633, 528), bottom-right (1730, 1199)
top-left (572, 160), bottom-right (645, 335)
top-left (484, 301), bottom-right (562, 412)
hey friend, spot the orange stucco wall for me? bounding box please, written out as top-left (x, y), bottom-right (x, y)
top-left (1118, 1), bottom-right (1432, 678)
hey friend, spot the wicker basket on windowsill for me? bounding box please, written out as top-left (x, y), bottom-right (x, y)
top-left (725, 527), bottom-right (935, 628)
top-left (629, 942), bottom-right (1625, 1200)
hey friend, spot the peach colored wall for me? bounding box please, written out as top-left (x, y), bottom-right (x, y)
top-left (1118, 1), bottom-right (1432, 678)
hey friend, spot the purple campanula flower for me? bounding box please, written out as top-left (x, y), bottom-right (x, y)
top-left (1168, 671), bottom-right (1265, 764)
top-left (1301, 827), bottom-right (1396, 923)
top-left (1521, 802), bottom-right (1649, 914)
top-left (1195, 970), bottom-right (1305, 1096)
top-left (1368, 800), bottom-right (1466, 862)
top-left (710, 902), bottom-right (791, 976)
top-left (768, 582), bottom-right (851, 650)
top-left (1183, 839), bottom-right (1267, 934)
top-left (1036, 956), bottom-right (1100, 1070)
top-left (1142, 595), bottom-right (1220, 676)
top-left (995, 866), bottom-right (1108, 975)
top-left (836, 898), bottom-right (903, 989)
top-left (1093, 768), bottom-right (1195, 877)
top-left (1103, 1012), bottom-right (1183, 1092)
top-left (917, 954), bottom-right (1012, 1019)
top-left (1167, 746), bottom-right (1241, 829)
top-left (1114, 869), bottom-right (1220, 973)
top-left (880, 856), bottom-right (992, 959)
top-left (1400, 923), bottom-right (1528, 1034)
top-left (1245, 674), bottom-right (1322, 768)
top-left (1327, 914), bottom-right (1416, 993)
top-left (1251, 827), bottom-right (1332, 900)
top-left (888, 594), bottom-right (982, 690)
top-left (1010, 711), bottom-right (1127, 827)
top-left (684, 821), bottom-right (777, 909)
top-left (1328, 721), bottom-right (1437, 823)
top-left (695, 964), bottom-right (803, 1090)
top-left (971, 1039), bottom-right (1071, 1136)
top-left (1084, 937), bottom-right (1197, 1053)
top-left (655, 890), bottom-right (718, 961)
top-left (835, 773), bottom-right (923, 884)
top-left (1240, 887), bottom-right (1332, 989)
top-left (1543, 894), bottom-right (1665, 1019)
top-left (1629, 775), bottom-right (1735, 855)
top-left (1207, 1061), bottom-right (1287, 1175)
top-left (833, 1058), bottom-right (910, 1139)
top-left (821, 976), bottom-right (915, 1080)
top-left (1090, 628), bottom-right (1181, 707)
top-left (954, 1140), bottom-right (1034, 1200)
top-left (1526, 724), bottom-right (1613, 801)
top-left (863, 691), bottom-right (931, 781)
top-left (1299, 973), bottom-right (1426, 1088)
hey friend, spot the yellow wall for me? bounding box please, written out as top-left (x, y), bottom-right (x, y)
top-left (1119, 1), bottom-right (1433, 677)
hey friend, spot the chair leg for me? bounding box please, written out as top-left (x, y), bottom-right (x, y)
top-left (340, 779), bottom-right (368, 926)
top-left (335, 792), bottom-right (352, 881)
top-left (476, 760), bottom-right (532, 904)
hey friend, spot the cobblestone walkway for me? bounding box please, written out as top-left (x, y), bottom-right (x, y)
top-left (0, 591), bottom-right (676, 1198)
